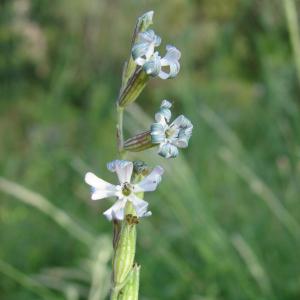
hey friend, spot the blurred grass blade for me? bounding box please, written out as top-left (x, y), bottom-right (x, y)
top-left (198, 104), bottom-right (244, 153)
top-left (34, 273), bottom-right (87, 299)
top-left (0, 259), bottom-right (56, 300)
top-left (88, 237), bottom-right (112, 300)
top-left (219, 148), bottom-right (300, 239)
top-left (231, 234), bottom-right (272, 295)
top-left (0, 177), bottom-right (95, 246)
top-left (283, 0), bottom-right (300, 86)
top-left (198, 105), bottom-right (300, 238)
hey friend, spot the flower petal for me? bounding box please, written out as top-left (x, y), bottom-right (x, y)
top-left (107, 160), bottom-right (133, 184)
top-left (143, 52), bottom-right (161, 76)
top-left (85, 172), bottom-right (117, 191)
top-left (154, 99), bottom-right (172, 123)
top-left (103, 198), bottom-right (127, 221)
top-left (129, 194), bottom-right (150, 217)
top-left (158, 142), bottom-right (179, 158)
top-left (170, 114), bottom-right (192, 129)
top-left (159, 45), bottom-right (181, 79)
top-left (169, 115), bottom-right (193, 148)
top-left (134, 166), bottom-right (164, 192)
top-left (91, 188), bottom-right (118, 201)
top-left (150, 122), bottom-right (166, 144)
top-left (161, 99), bottom-right (172, 109)
top-left (132, 30), bottom-right (161, 66)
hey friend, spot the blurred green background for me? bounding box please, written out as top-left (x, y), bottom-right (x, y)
top-left (1, 0), bottom-right (300, 299)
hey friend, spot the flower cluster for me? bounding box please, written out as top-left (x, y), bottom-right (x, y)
top-left (85, 12), bottom-right (192, 223)
top-left (85, 160), bottom-right (163, 221)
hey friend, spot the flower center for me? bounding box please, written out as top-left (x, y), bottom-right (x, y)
top-left (122, 182), bottom-right (132, 196)
top-left (165, 127), bottom-right (176, 138)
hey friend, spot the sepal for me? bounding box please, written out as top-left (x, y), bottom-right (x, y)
top-left (123, 130), bottom-right (153, 152)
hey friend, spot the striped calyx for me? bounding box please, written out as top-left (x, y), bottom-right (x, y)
top-left (123, 130), bottom-right (154, 152)
top-left (118, 67), bottom-right (149, 107)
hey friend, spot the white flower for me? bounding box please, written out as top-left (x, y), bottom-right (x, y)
top-left (85, 160), bottom-right (164, 221)
top-left (150, 100), bottom-right (193, 158)
top-left (132, 30), bottom-right (181, 79)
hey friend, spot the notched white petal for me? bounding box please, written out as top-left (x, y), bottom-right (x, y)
top-left (134, 166), bottom-right (164, 192)
top-left (161, 99), bottom-right (172, 109)
top-left (116, 162), bottom-right (133, 184)
top-left (129, 194), bottom-right (151, 218)
top-left (170, 115), bottom-right (193, 148)
top-left (150, 122), bottom-right (166, 144)
top-left (143, 52), bottom-right (161, 76)
top-left (132, 30), bottom-right (161, 66)
top-left (158, 142), bottom-right (179, 158)
top-left (91, 189), bottom-right (118, 201)
top-left (159, 45), bottom-right (181, 79)
top-left (103, 199), bottom-right (126, 221)
top-left (154, 100), bottom-right (172, 123)
top-left (85, 172), bottom-right (116, 191)
top-left (107, 160), bottom-right (133, 184)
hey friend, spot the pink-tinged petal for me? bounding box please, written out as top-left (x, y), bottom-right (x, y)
top-left (103, 198), bottom-right (127, 221)
top-left (115, 161), bottom-right (133, 184)
top-left (134, 166), bottom-right (164, 192)
top-left (107, 160), bottom-right (134, 184)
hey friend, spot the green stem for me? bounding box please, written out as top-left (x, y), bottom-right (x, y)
top-left (117, 105), bottom-right (126, 158)
top-left (110, 287), bottom-right (120, 300)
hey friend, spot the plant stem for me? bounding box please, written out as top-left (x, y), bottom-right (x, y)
top-left (110, 288), bottom-right (120, 300)
top-left (117, 104), bottom-right (126, 158)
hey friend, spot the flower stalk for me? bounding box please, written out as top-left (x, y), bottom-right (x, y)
top-left (117, 105), bottom-right (125, 156)
top-left (84, 11), bottom-right (190, 300)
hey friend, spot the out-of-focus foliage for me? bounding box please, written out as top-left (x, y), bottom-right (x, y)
top-left (1, 0), bottom-right (300, 299)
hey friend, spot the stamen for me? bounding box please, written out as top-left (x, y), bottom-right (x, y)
top-left (122, 182), bottom-right (132, 196)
